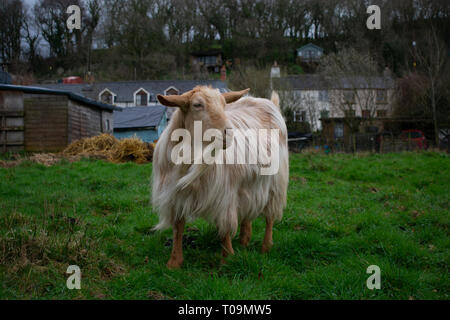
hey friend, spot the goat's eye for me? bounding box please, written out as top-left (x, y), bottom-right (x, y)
top-left (193, 103), bottom-right (203, 109)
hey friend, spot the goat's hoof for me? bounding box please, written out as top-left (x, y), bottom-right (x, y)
top-left (262, 242), bottom-right (273, 253)
top-left (167, 258), bottom-right (183, 269)
top-left (220, 256), bottom-right (232, 265)
top-left (240, 237), bottom-right (250, 247)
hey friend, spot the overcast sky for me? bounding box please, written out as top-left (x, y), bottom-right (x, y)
top-left (23, 0), bottom-right (37, 10)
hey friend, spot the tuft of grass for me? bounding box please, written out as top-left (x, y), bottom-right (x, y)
top-left (0, 152), bottom-right (448, 299)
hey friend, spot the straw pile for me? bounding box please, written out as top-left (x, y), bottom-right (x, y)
top-left (62, 134), bottom-right (154, 164)
top-left (109, 137), bottom-right (153, 164)
top-left (63, 133), bottom-right (118, 159)
top-left (0, 134), bottom-right (155, 167)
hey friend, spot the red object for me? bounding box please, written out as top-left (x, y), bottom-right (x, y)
top-left (63, 76), bottom-right (83, 84)
top-left (400, 130), bottom-right (428, 149)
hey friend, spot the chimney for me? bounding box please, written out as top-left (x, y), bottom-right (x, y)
top-left (383, 66), bottom-right (392, 78)
top-left (220, 65), bottom-right (227, 81)
top-left (270, 61), bottom-right (280, 78)
top-left (270, 61), bottom-right (281, 90)
top-left (86, 71), bottom-right (95, 85)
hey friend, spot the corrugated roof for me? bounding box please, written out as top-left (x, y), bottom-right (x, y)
top-left (114, 105), bottom-right (166, 129)
top-left (35, 80), bottom-right (229, 103)
top-left (0, 84), bottom-right (120, 111)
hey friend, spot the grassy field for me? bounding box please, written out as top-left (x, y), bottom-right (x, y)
top-left (0, 152), bottom-right (448, 300)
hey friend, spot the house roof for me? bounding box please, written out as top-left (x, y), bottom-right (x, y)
top-left (114, 105), bottom-right (166, 129)
top-left (273, 75), bottom-right (395, 91)
top-left (191, 49), bottom-right (223, 57)
top-left (0, 71), bottom-right (12, 84)
top-left (34, 80), bottom-right (229, 103)
top-left (296, 43), bottom-right (324, 53)
top-left (274, 75), bottom-right (328, 90)
top-left (0, 84), bottom-right (120, 111)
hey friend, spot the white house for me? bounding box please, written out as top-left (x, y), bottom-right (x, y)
top-left (273, 75), bottom-right (396, 131)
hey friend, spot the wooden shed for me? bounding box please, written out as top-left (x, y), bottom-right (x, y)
top-left (0, 84), bottom-right (120, 153)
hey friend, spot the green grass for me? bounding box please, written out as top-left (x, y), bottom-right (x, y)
top-left (0, 152), bottom-right (449, 300)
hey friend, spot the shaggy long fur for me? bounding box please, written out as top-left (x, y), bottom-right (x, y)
top-left (152, 87), bottom-right (289, 238)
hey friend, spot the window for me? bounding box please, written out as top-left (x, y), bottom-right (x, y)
top-left (205, 56), bottom-right (216, 65)
top-left (106, 119), bottom-right (111, 131)
top-left (334, 123), bottom-right (344, 138)
top-left (293, 110), bottom-right (306, 122)
top-left (136, 90), bottom-right (148, 106)
top-left (362, 110), bottom-right (371, 118)
top-left (365, 126), bottom-right (379, 134)
top-left (165, 87), bottom-right (179, 96)
top-left (319, 90), bottom-right (329, 102)
top-left (344, 109), bottom-right (355, 117)
top-left (320, 110), bottom-right (329, 119)
top-left (343, 90), bottom-right (355, 103)
top-left (376, 90), bottom-right (387, 103)
top-left (101, 91), bottom-right (113, 104)
top-left (377, 110), bottom-right (387, 118)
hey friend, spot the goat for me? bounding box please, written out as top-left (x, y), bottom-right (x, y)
top-left (152, 86), bottom-right (289, 268)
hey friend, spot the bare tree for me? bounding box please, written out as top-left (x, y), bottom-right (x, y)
top-left (22, 5), bottom-right (41, 67)
top-left (412, 27), bottom-right (448, 147)
top-left (0, 0), bottom-right (24, 65)
top-left (228, 65), bottom-right (270, 99)
top-left (84, 0), bottom-right (101, 73)
top-left (275, 80), bottom-right (316, 133)
top-left (278, 87), bottom-right (302, 130)
top-left (34, 0), bottom-right (81, 58)
top-left (303, 93), bottom-right (320, 132)
top-left (319, 48), bottom-right (384, 151)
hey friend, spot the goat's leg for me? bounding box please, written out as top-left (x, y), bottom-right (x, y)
top-left (239, 220), bottom-right (252, 247)
top-left (262, 217), bottom-right (274, 253)
top-left (220, 232), bottom-right (235, 264)
top-left (167, 219), bottom-right (185, 269)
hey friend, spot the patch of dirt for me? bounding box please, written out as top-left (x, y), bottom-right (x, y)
top-left (0, 159), bottom-right (24, 168)
top-left (148, 290), bottom-right (172, 300)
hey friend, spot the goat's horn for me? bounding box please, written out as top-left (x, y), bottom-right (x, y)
top-left (222, 88), bottom-right (250, 104)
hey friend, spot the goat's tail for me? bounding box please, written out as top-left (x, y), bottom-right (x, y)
top-left (270, 91), bottom-right (280, 108)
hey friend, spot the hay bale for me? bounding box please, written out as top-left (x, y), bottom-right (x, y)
top-left (63, 134), bottom-right (118, 156)
top-left (109, 137), bottom-right (151, 164)
top-left (62, 134), bottom-right (154, 164)
top-left (1, 134), bottom-right (155, 167)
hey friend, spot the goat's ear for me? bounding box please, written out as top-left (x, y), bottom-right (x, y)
top-left (157, 94), bottom-right (190, 109)
top-left (222, 88), bottom-right (250, 104)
